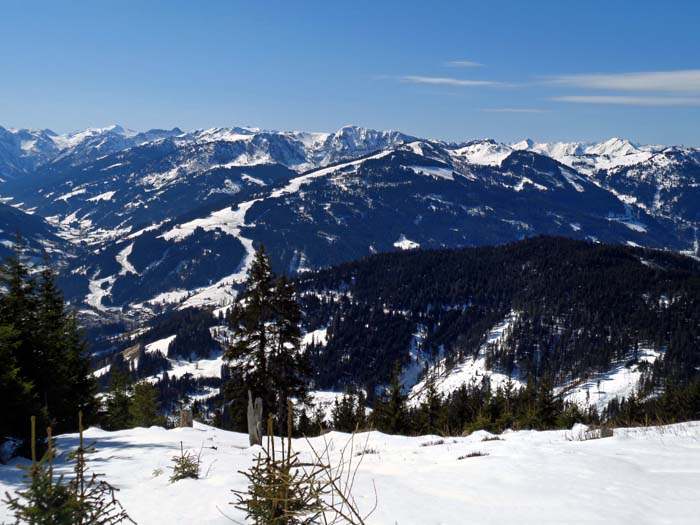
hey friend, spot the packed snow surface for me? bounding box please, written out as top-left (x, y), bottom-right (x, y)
top-left (1, 422), bottom-right (699, 524)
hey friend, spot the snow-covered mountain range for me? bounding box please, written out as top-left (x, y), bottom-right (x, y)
top-left (0, 123), bottom-right (698, 317)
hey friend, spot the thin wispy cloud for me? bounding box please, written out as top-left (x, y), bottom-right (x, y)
top-left (400, 75), bottom-right (502, 87)
top-left (550, 70), bottom-right (700, 92)
top-left (446, 60), bottom-right (482, 68)
top-left (553, 95), bottom-right (700, 106)
top-left (481, 108), bottom-right (549, 113)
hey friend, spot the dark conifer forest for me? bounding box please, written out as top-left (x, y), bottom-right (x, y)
top-left (0, 246), bottom-right (97, 452)
top-left (296, 236), bottom-right (700, 400)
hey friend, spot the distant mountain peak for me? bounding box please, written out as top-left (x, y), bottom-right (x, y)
top-left (512, 138), bottom-right (535, 150)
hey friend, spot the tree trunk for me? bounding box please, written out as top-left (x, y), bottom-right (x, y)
top-left (247, 390), bottom-right (263, 446)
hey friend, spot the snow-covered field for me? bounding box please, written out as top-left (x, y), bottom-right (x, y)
top-left (2, 422), bottom-right (699, 524)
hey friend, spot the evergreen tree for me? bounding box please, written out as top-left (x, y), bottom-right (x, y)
top-left (296, 408), bottom-right (314, 437)
top-left (355, 390), bottom-right (368, 430)
top-left (0, 243), bottom-right (96, 452)
top-left (373, 363), bottom-right (408, 434)
top-left (224, 246), bottom-right (307, 435)
top-left (3, 418), bottom-right (77, 524)
top-left (35, 262), bottom-right (97, 433)
top-left (269, 274), bottom-right (307, 434)
top-left (534, 377), bottom-right (560, 429)
top-left (331, 393), bottom-right (357, 433)
top-left (0, 325), bottom-right (42, 449)
top-left (129, 381), bottom-right (163, 427)
top-left (104, 360), bottom-right (133, 431)
top-left (69, 412), bottom-right (134, 524)
top-left (418, 371), bottom-right (444, 434)
top-left (225, 246), bottom-right (276, 413)
top-left (0, 240), bottom-right (39, 395)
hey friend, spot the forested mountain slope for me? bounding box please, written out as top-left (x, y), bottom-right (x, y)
top-left (295, 237), bottom-right (700, 396)
top-left (1, 124), bottom-right (699, 316)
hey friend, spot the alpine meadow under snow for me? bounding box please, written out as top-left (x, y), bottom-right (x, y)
top-left (2, 422), bottom-right (700, 524)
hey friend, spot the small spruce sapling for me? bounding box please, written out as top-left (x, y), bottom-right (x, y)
top-left (169, 442), bottom-right (201, 483)
top-left (3, 418), bottom-right (76, 524)
top-left (69, 411), bottom-right (134, 524)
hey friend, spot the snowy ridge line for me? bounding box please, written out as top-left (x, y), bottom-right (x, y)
top-left (153, 150), bottom-right (395, 309)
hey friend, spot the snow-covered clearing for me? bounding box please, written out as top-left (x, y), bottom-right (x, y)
top-left (2, 422), bottom-right (699, 524)
top-left (87, 190), bottom-right (116, 202)
top-left (559, 346), bottom-right (662, 412)
top-left (393, 234), bottom-right (420, 250)
top-left (302, 327), bottom-right (328, 347)
top-left (145, 335), bottom-right (177, 355)
top-left (161, 353), bottom-right (225, 381)
top-left (116, 242), bottom-right (137, 275)
top-left (85, 274), bottom-right (116, 312)
top-left (410, 311), bottom-right (522, 403)
top-left (408, 165), bottom-right (455, 181)
top-left (140, 335), bottom-right (224, 383)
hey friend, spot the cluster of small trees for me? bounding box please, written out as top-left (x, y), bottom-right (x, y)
top-left (0, 244), bottom-right (97, 456)
top-left (317, 368), bottom-right (595, 437)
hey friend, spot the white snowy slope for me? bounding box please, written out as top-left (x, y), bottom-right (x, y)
top-left (559, 346), bottom-right (662, 412)
top-left (393, 234), bottom-right (420, 250)
top-left (451, 139), bottom-right (514, 167)
top-left (154, 150), bottom-right (396, 310)
top-left (512, 137), bottom-right (660, 174)
top-left (1, 422), bottom-right (699, 524)
top-left (409, 311), bottom-right (523, 404)
top-left (408, 313), bottom-right (663, 411)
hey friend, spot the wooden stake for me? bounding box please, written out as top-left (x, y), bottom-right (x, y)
top-left (47, 426), bottom-right (53, 483)
top-left (30, 415), bottom-right (36, 467)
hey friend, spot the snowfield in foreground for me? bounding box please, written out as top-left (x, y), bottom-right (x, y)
top-left (1, 422), bottom-right (699, 524)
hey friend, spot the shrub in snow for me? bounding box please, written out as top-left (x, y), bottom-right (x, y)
top-left (458, 451), bottom-right (489, 460)
top-left (169, 442), bottom-right (202, 483)
top-left (419, 439), bottom-right (445, 447)
top-left (231, 402), bottom-right (376, 524)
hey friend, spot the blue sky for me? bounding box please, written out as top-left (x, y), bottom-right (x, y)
top-left (2, 0), bottom-right (699, 145)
